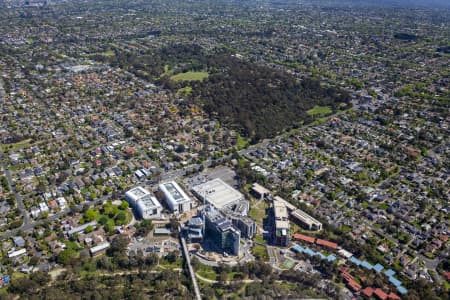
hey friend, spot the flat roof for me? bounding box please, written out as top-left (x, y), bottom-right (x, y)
top-left (274, 199), bottom-right (288, 220)
top-left (159, 181), bottom-right (191, 205)
top-left (291, 209), bottom-right (322, 226)
top-left (275, 220), bottom-right (290, 230)
top-left (274, 196), bottom-right (296, 211)
top-left (192, 178), bottom-right (243, 210)
top-left (125, 186), bottom-right (150, 201)
top-left (251, 183), bottom-right (270, 195)
top-left (136, 195), bottom-right (162, 210)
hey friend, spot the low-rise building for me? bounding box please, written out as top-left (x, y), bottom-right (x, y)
top-left (192, 178), bottom-right (246, 213)
top-left (159, 181), bottom-right (192, 214)
top-left (291, 209), bottom-right (322, 231)
top-left (125, 186), bottom-right (162, 219)
top-left (251, 183), bottom-right (271, 199)
top-left (90, 242), bottom-right (110, 257)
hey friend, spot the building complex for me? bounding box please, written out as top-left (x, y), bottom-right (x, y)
top-left (124, 186), bottom-right (162, 219)
top-left (158, 181), bottom-right (193, 214)
top-left (201, 206), bottom-right (240, 256)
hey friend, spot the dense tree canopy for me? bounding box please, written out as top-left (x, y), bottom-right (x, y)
top-left (99, 43), bottom-right (350, 140)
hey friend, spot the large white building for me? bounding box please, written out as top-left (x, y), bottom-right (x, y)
top-left (192, 178), bottom-right (247, 213)
top-left (125, 186), bottom-right (162, 219)
top-left (158, 181), bottom-right (193, 214)
top-left (291, 209), bottom-right (322, 231)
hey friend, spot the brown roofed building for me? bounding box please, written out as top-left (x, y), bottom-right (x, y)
top-left (292, 233), bottom-right (315, 244)
top-left (374, 288), bottom-right (388, 300)
top-left (316, 238), bottom-right (338, 250)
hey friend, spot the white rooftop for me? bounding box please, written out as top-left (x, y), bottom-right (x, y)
top-left (125, 186), bottom-right (150, 200)
top-left (159, 181), bottom-right (191, 206)
top-left (192, 178), bottom-right (244, 210)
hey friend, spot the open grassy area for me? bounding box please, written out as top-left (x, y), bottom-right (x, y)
top-left (254, 233), bottom-right (266, 245)
top-left (252, 244), bottom-right (269, 261)
top-left (236, 133), bottom-right (249, 150)
top-left (159, 257), bottom-right (183, 269)
top-left (0, 139), bottom-right (32, 151)
top-left (170, 71), bottom-right (209, 82)
top-left (248, 200), bottom-right (268, 226)
top-left (307, 105), bottom-right (332, 116)
top-left (177, 86), bottom-right (193, 97)
top-left (196, 264), bottom-right (218, 281)
top-left (89, 50), bottom-right (115, 58)
top-left (282, 258), bottom-right (295, 269)
top-left (444, 279), bottom-right (450, 291)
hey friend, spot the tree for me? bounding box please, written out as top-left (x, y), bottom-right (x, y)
top-left (119, 201), bottom-right (129, 210)
top-left (108, 235), bottom-right (129, 257)
top-left (84, 208), bottom-right (98, 222)
top-left (191, 256), bottom-right (200, 270)
top-left (165, 251), bottom-right (179, 263)
top-left (85, 225), bottom-right (94, 233)
top-left (58, 248), bottom-right (77, 265)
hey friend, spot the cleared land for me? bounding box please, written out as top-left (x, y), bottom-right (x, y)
top-left (306, 105), bottom-right (332, 116)
top-left (170, 71), bottom-right (209, 82)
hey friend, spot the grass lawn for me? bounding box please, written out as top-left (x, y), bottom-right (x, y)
top-left (177, 86), bottom-right (193, 97)
top-left (159, 258), bottom-right (183, 269)
top-left (307, 105), bottom-right (332, 116)
top-left (159, 64), bottom-right (175, 78)
top-left (170, 71), bottom-right (209, 82)
top-left (377, 202), bottom-right (389, 210)
top-left (282, 258), bottom-right (295, 269)
top-left (248, 200), bottom-right (268, 226)
top-left (196, 264), bottom-right (218, 281)
top-left (252, 244), bottom-right (269, 261)
top-left (340, 224), bottom-right (351, 233)
top-left (89, 50), bottom-right (115, 58)
top-left (0, 139), bottom-right (32, 151)
top-left (254, 233), bottom-right (266, 245)
top-left (236, 133), bottom-right (249, 150)
top-left (227, 272), bottom-right (243, 280)
top-left (444, 279), bottom-right (450, 291)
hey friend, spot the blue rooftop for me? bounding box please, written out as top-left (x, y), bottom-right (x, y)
top-left (388, 276), bottom-right (402, 287)
top-left (292, 245), bottom-right (337, 264)
top-left (350, 256), bottom-right (362, 266)
top-left (2, 275), bottom-right (10, 283)
top-left (327, 255), bottom-right (337, 262)
top-left (373, 263), bottom-right (384, 273)
top-left (292, 245), bottom-right (304, 253)
top-left (304, 248), bottom-right (315, 256)
top-left (361, 261), bottom-right (373, 270)
top-left (397, 286), bottom-right (408, 295)
top-left (384, 269), bottom-right (396, 276)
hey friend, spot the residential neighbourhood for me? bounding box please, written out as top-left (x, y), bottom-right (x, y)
top-left (0, 0), bottom-right (448, 299)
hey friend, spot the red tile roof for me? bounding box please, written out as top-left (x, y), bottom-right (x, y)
top-left (316, 238), bottom-right (338, 250)
top-left (362, 287), bottom-right (374, 297)
top-left (388, 292), bottom-right (401, 300)
top-left (444, 271), bottom-right (450, 281)
top-left (342, 272), bottom-right (354, 282)
top-left (374, 288), bottom-right (388, 300)
top-left (292, 233), bottom-right (315, 244)
top-left (347, 279), bottom-right (362, 292)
